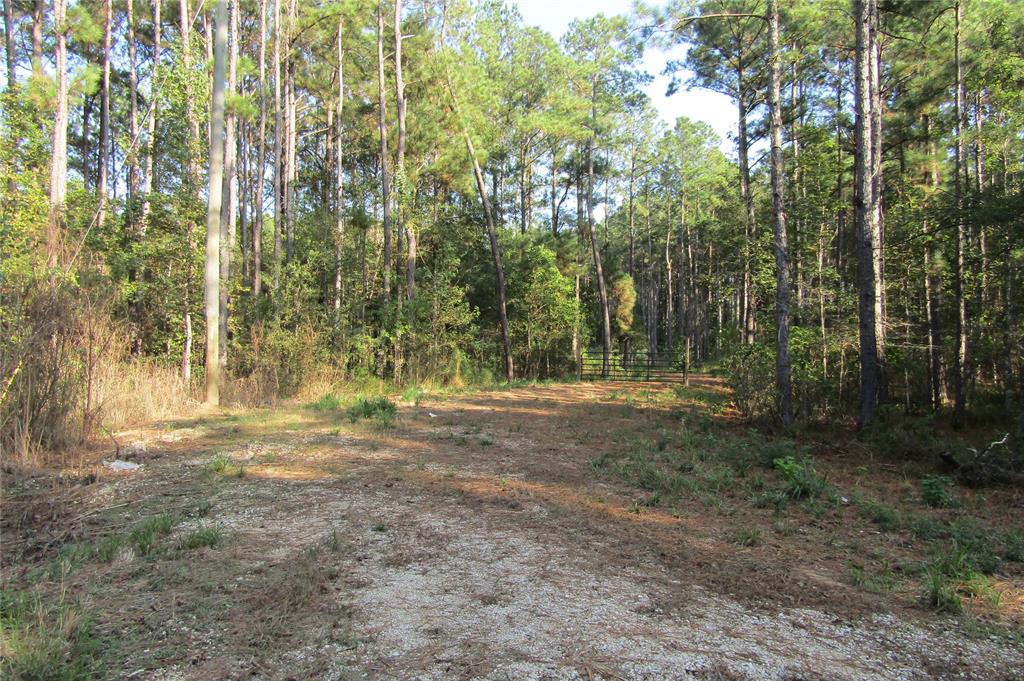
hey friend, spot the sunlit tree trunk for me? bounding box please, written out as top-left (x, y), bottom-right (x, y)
top-left (97, 0), bottom-right (112, 227)
top-left (587, 78), bottom-right (612, 377)
top-left (142, 0), bottom-right (161, 228)
top-left (205, 0), bottom-right (228, 405)
top-left (952, 0), bottom-right (968, 427)
top-left (47, 0), bottom-right (69, 268)
top-left (3, 0), bottom-right (15, 87)
top-left (334, 16), bottom-right (344, 312)
top-left (855, 0), bottom-right (880, 427)
top-left (767, 0), bottom-right (793, 426)
top-left (272, 0), bottom-right (282, 293)
top-left (219, 0), bottom-right (237, 366)
top-left (377, 2), bottom-right (391, 303)
top-left (253, 0), bottom-right (267, 299)
top-left (395, 0), bottom-right (413, 302)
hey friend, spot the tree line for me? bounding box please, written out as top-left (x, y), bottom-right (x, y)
top-left (2, 0), bottom-right (1022, 448)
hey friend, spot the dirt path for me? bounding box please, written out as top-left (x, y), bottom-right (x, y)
top-left (15, 380), bottom-right (1023, 680)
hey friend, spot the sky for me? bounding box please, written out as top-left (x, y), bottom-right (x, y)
top-left (511, 0), bottom-right (740, 156)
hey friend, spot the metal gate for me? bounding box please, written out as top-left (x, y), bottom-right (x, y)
top-left (580, 350), bottom-right (685, 382)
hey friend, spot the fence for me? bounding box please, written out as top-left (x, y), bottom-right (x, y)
top-left (580, 349), bottom-right (685, 382)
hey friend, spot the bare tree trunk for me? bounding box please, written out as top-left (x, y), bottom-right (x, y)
top-left (870, 19), bottom-right (886, 403)
top-left (272, 0), bottom-right (282, 292)
top-left (97, 0), bottom-right (112, 226)
top-left (768, 0), bottom-right (793, 426)
top-left (376, 2), bottom-right (391, 303)
top-left (3, 0), bottom-right (14, 86)
top-left (334, 16), bottom-right (344, 312)
top-left (285, 0), bottom-right (296, 263)
top-left (737, 83), bottom-right (755, 345)
top-left (253, 0), bottom-right (266, 299)
top-left (855, 0), bottom-right (880, 427)
top-left (466, 129), bottom-right (513, 382)
top-left (127, 0), bottom-right (141, 220)
top-left (180, 0), bottom-right (201, 188)
top-left (31, 0), bottom-right (42, 74)
top-left (219, 0), bottom-right (237, 366)
top-left (142, 0), bottom-right (161, 227)
top-left (47, 0), bottom-right (69, 268)
top-left (205, 0), bottom-right (228, 405)
top-left (953, 0), bottom-right (968, 427)
top-left (395, 0), bottom-right (413, 302)
top-left (588, 79), bottom-right (612, 377)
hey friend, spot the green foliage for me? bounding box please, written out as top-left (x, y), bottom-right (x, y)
top-left (859, 499), bottom-right (902, 532)
top-left (204, 454), bottom-right (245, 479)
top-left (772, 456), bottom-right (827, 499)
top-left (347, 396), bottom-right (397, 426)
top-left (309, 393), bottom-right (345, 411)
top-left (921, 475), bottom-right (959, 508)
top-left (729, 527), bottom-right (762, 547)
top-left (177, 527), bottom-right (224, 551)
top-left (0, 586), bottom-right (106, 680)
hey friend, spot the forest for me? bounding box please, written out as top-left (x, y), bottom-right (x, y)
top-left (2, 0), bottom-right (1024, 678)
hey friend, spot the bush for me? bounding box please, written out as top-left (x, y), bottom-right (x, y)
top-left (347, 395), bottom-right (397, 426)
top-left (921, 475), bottom-right (959, 508)
top-left (772, 456), bottom-right (827, 499)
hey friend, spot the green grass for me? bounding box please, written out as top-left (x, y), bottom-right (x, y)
top-left (204, 453), bottom-right (245, 478)
top-left (921, 475), bottom-right (959, 508)
top-left (308, 393), bottom-right (346, 411)
top-left (0, 586), bottom-right (106, 680)
top-left (177, 526), bottom-right (224, 551)
top-left (859, 499), bottom-right (902, 532)
top-left (729, 527), bottom-right (762, 547)
top-left (347, 395), bottom-right (397, 426)
top-left (772, 456), bottom-right (827, 499)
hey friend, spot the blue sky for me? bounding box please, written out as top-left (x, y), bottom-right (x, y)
top-left (511, 0), bottom-right (740, 155)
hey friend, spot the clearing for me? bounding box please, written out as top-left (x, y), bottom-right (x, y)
top-left (2, 378), bottom-right (1023, 680)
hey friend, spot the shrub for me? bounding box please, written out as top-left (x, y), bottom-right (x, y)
top-left (860, 499), bottom-right (902, 532)
top-left (772, 456), bottom-right (827, 499)
top-left (177, 527), bottom-right (223, 551)
top-left (347, 395), bottom-right (397, 426)
top-left (921, 475), bottom-right (959, 508)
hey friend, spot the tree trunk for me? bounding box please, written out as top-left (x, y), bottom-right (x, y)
top-left (219, 0), bottom-right (237, 366)
top-left (854, 0), bottom-right (880, 427)
top-left (180, 0), bottom-right (201, 189)
top-left (870, 17), bottom-right (886, 403)
top-left (127, 0), bottom-right (141, 220)
top-left (737, 82), bottom-right (755, 345)
top-left (334, 16), bottom-right (344, 312)
top-left (142, 0), bottom-right (161, 227)
top-left (31, 0), bottom-right (42, 75)
top-left (952, 0), bottom-right (968, 427)
top-left (47, 0), bottom-right (69, 268)
top-left (254, 0), bottom-right (267, 299)
top-left (588, 79), bottom-right (612, 377)
top-left (376, 2), bottom-right (391, 303)
top-left (205, 0), bottom-right (228, 405)
top-left (768, 0), bottom-right (793, 427)
top-left (272, 0), bottom-right (283, 292)
top-left (97, 0), bottom-right (112, 227)
top-left (3, 0), bottom-right (15, 87)
top-left (395, 0), bottom-right (413, 302)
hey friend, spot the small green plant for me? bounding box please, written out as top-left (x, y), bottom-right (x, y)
top-left (128, 514), bottom-right (176, 557)
top-left (177, 526), bottom-right (223, 551)
top-left (749, 489), bottom-right (790, 512)
top-left (772, 456), bottom-right (826, 499)
top-left (371, 521), bottom-right (388, 533)
top-left (479, 436), bottom-right (494, 447)
top-left (401, 386), bottom-right (424, 405)
top-left (347, 395), bottom-right (397, 426)
top-left (905, 514), bottom-right (947, 541)
top-left (1002, 531), bottom-right (1024, 562)
top-left (924, 564), bottom-right (963, 613)
top-left (859, 499), bottom-right (901, 532)
top-left (204, 453), bottom-right (245, 478)
top-left (309, 393), bottom-right (345, 411)
top-left (0, 585), bottom-right (106, 679)
top-left (730, 527), bottom-right (762, 547)
top-left (921, 475), bottom-right (959, 508)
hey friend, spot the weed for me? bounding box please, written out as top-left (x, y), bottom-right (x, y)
top-left (921, 475), bottom-right (959, 508)
top-left (204, 453), bottom-right (245, 478)
top-left (128, 514), bottom-right (176, 557)
top-left (924, 564), bottom-right (963, 614)
top-left (371, 521), bottom-right (388, 533)
top-left (0, 583), bottom-right (106, 679)
top-left (848, 561), bottom-right (897, 593)
top-left (730, 527), bottom-right (762, 547)
top-left (749, 489), bottom-right (789, 512)
top-left (401, 386), bottom-right (424, 405)
top-left (905, 514), bottom-right (947, 541)
top-left (347, 395), bottom-right (397, 426)
top-left (177, 526), bottom-right (223, 551)
top-left (1002, 531), bottom-right (1024, 562)
top-left (479, 437), bottom-right (493, 447)
top-left (308, 393), bottom-right (345, 411)
top-left (859, 499), bottom-right (902, 532)
top-left (772, 456), bottom-right (826, 499)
